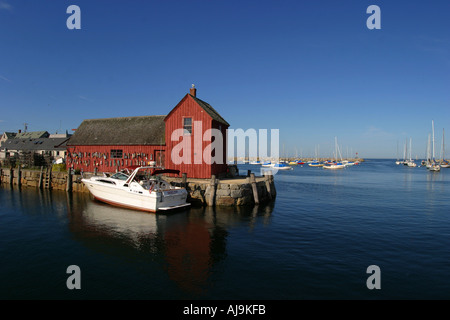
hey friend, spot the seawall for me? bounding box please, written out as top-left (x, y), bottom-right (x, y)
top-left (0, 168), bottom-right (276, 207)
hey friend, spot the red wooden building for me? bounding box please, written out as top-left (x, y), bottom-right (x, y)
top-left (66, 86), bottom-right (230, 179)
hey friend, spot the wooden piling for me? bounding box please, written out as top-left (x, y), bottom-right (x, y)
top-left (38, 166), bottom-right (44, 189)
top-left (9, 167), bottom-right (13, 185)
top-left (66, 167), bottom-right (73, 192)
top-left (17, 166), bottom-right (21, 187)
top-left (250, 173), bottom-right (259, 205)
top-left (208, 175), bottom-right (216, 207)
top-left (264, 170), bottom-right (272, 200)
top-left (182, 173), bottom-right (187, 188)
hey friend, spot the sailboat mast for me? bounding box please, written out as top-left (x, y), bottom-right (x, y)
top-left (404, 139), bottom-right (407, 161)
top-left (409, 138), bottom-right (412, 161)
top-left (432, 120), bottom-right (435, 161)
top-left (335, 137), bottom-right (338, 162)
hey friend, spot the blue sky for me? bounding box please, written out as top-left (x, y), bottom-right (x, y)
top-left (1, 0), bottom-right (449, 158)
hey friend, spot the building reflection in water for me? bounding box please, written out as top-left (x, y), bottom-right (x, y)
top-left (65, 192), bottom-right (274, 296)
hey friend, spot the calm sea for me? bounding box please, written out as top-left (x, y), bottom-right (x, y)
top-left (1, 159), bottom-right (450, 300)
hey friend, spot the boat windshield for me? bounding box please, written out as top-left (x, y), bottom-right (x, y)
top-left (110, 172), bottom-right (129, 180)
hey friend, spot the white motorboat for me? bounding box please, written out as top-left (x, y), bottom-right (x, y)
top-left (82, 166), bottom-right (190, 213)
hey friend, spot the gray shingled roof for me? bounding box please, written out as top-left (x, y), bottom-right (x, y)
top-left (189, 94), bottom-right (230, 126)
top-left (1, 137), bottom-right (69, 151)
top-left (2, 132), bottom-right (17, 139)
top-left (66, 115), bottom-right (166, 146)
top-left (15, 131), bottom-right (49, 139)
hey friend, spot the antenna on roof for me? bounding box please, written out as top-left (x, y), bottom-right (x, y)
top-left (23, 123), bottom-right (28, 133)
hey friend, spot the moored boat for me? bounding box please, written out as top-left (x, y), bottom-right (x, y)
top-left (323, 162), bottom-right (345, 169)
top-left (323, 137), bottom-right (345, 169)
top-left (441, 161), bottom-right (450, 168)
top-left (270, 163), bottom-right (293, 170)
top-left (427, 120), bottom-right (441, 173)
top-left (82, 166), bottom-right (190, 213)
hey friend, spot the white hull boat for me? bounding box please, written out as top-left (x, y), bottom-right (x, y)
top-left (82, 166), bottom-right (190, 213)
top-left (270, 163), bottom-right (292, 170)
top-left (323, 163), bottom-right (345, 169)
top-left (429, 164), bottom-right (441, 172)
top-left (324, 137), bottom-right (345, 169)
top-left (427, 121), bottom-right (441, 173)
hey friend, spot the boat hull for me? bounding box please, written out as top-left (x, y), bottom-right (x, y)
top-left (323, 164), bottom-right (345, 169)
top-left (82, 179), bottom-right (190, 213)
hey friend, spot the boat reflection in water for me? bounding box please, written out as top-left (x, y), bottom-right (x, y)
top-left (66, 192), bottom-right (274, 297)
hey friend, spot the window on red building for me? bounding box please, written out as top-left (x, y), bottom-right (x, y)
top-left (183, 118), bottom-right (192, 135)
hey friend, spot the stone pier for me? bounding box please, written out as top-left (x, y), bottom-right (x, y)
top-left (1, 168), bottom-right (276, 207)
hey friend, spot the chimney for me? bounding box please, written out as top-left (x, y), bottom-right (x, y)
top-left (190, 84), bottom-right (197, 97)
top-left (18, 129), bottom-right (22, 134)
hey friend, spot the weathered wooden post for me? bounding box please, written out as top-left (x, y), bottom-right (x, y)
top-left (17, 166), bottom-right (21, 187)
top-left (48, 165), bottom-right (53, 190)
top-left (9, 166), bottom-right (13, 186)
top-left (264, 170), bottom-right (272, 201)
top-left (66, 167), bottom-right (73, 192)
top-left (182, 173), bottom-right (187, 188)
top-left (269, 171), bottom-right (276, 198)
top-left (208, 175), bottom-right (216, 207)
top-left (38, 166), bottom-right (44, 189)
top-left (250, 172), bottom-right (259, 205)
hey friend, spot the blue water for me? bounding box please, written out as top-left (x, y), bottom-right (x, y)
top-left (1, 159), bottom-right (450, 299)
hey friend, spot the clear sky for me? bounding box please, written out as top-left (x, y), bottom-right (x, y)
top-left (1, 0), bottom-right (449, 159)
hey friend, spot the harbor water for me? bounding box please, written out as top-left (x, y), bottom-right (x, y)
top-left (1, 159), bottom-right (450, 300)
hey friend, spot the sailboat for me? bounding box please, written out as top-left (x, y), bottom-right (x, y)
top-left (428, 120), bottom-right (441, 172)
top-left (407, 138), bottom-right (417, 167)
top-left (440, 129), bottom-right (450, 168)
top-left (402, 139), bottom-right (409, 166)
top-left (423, 133), bottom-right (432, 168)
top-left (308, 145), bottom-right (323, 167)
top-left (395, 141), bottom-right (402, 165)
top-left (323, 137), bottom-right (345, 169)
